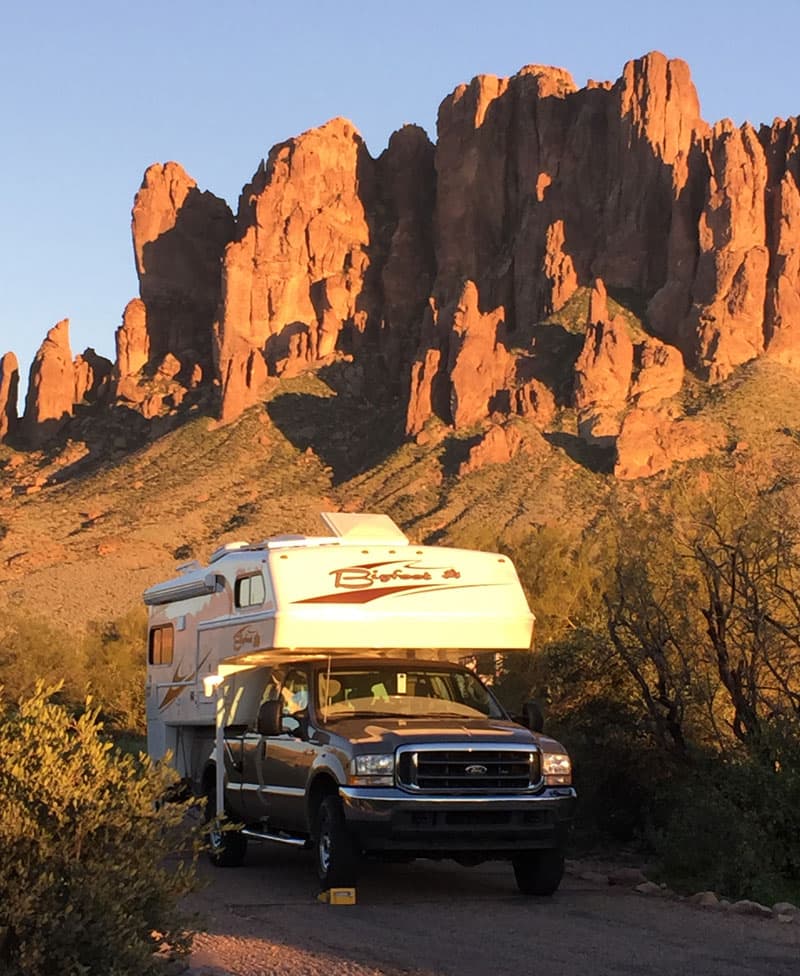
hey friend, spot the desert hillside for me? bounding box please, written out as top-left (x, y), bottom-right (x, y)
top-left (3, 347), bottom-right (800, 631)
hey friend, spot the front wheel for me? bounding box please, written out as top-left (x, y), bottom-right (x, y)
top-left (204, 785), bottom-right (247, 868)
top-left (512, 849), bottom-right (564, 896)
top-left (315, 795), bottom-right (359, 888)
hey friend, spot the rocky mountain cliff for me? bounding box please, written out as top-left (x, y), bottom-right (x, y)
top-left (3, 51), bottom-right (800, 482)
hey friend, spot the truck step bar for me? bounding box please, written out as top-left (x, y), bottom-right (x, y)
top-left (240, 828), bottom-right (308, 848)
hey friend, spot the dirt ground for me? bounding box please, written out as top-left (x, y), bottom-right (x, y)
top-left (183, 845), bottom-right (800, 976)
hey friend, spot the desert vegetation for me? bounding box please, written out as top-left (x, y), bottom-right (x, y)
top-left (0, 683), bottom-right (198, 975)
top-left (0, 606), bottom-right (147, 736)
top-left (500, 475), bottom-right (800, 903)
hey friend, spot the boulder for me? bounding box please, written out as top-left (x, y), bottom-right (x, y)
top-left (730, 900), bottom-right (774, 918)
top-left (690, 891), bottom-right (721, 908)
top-left (614, 407), bottom-right (725, 479)
top-left (458, 422), bottom-right (547, 476)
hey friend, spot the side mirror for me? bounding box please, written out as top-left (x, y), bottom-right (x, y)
top-left (257, 699), bottom-right (282, 736)
top-left (522, 700), bottom-right (545, 733)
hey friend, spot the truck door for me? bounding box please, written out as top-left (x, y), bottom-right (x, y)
top-left (257, 667), bottom-right (319, 832)
top-left (238, 672), bottom-right (282, 821)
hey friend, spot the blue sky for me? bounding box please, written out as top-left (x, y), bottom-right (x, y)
top-left (2, 0), bottom-right (799, 396)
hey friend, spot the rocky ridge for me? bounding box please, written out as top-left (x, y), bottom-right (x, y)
top-left (4, 51), bottom-right (800, 482)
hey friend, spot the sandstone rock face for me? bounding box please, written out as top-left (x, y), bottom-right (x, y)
top-left (217, 118), bottom-right (436, 422)
top-left (152, 51), bottom-right (800, 446)
top-left (574, 281), bottom-right (634, 446)
top-left (511, 373), bottom-right (557, 427)
top-left (0, 352), bottom-right (19, 442)
top-left (131, 161), bottom-right (234, 384)
top-left (407, 53), bottom-right (701, 444)
top-left (458, 421), bottom-right (547, 476)
top-left (572, 279), bottom-right (684, 448)
top-left (406, 283), bottom-right (507, 434)
top-left (74, 348), bottom-right (112, 405)
top-left (681, 122), bottom-right (769, 381)
top-left (762, 118), bottom-right (800, 364)
top-left (447, 282), bottom-right (511, 429)
top-left (432, 52), bottom-right (703, 333)
top-left (764, 170), bottom-right (800, 364)
top-left (574, 317), bottom-right (634, 446)
top-left (376, 126), bottom-right (437, 373)
top-left (10, 51), bottom-right (800, 483)
top-left (542, 220), bottom-right (579, 313)
top-left (22, 320), bottom-right (75, 447)
top-left (631, 338), bottom-right (684, 407)
top-left (614, 407), bottom-right (724, 479)
top-left (115, 298), bottom-right (149, 387)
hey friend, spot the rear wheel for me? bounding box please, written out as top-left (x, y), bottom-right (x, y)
top-left (315, 795), bottom-right (359, 888)
top-left (204, 783), bottom-right (247, 868)
top-left (512, 849), bottom-right (564, 896)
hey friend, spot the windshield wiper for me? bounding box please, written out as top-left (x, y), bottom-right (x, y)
top-left (324, 711), bottom-right (408, 721)
top-left (419, 711), bottom-right (479, 719)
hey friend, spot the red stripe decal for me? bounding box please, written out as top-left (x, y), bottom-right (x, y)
top-left (293, 583), bottom-right (490, 605)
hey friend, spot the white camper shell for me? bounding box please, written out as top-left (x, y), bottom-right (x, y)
top-left (144, 513), bottom-right (535, 791)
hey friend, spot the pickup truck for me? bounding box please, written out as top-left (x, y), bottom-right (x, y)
top-left (202, 657), bottom-right (576, 896)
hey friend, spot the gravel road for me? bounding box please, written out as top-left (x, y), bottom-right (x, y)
top-left (183, 845), bottom-right (800, 976)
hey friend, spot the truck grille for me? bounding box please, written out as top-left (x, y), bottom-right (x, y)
top-left (396, 746), bottom-right (540, 793)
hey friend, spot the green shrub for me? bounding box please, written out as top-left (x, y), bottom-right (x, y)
top-left (0, 606), bottom-right (147, 734)
top-left (655, 737), bottom-right (800, 903)
top-left (0, 684), bottom-right (198, 976)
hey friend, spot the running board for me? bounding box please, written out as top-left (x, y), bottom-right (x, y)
top-left (241, 828), bottom-right (308, 848)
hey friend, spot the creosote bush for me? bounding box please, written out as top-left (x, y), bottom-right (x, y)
top-left (0, 683), bottom-right (199, 976)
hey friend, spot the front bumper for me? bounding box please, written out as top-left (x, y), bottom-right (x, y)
top-left (339, 786), bottom-right (577, 856)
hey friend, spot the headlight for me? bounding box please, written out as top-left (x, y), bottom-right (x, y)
top-left (542, 752), bottom-right (572, 786)
top-left (349, 754), bottom-right (395, 786)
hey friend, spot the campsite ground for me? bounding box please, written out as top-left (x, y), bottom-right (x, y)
top-left (184, 846), bottom-right (800, 976)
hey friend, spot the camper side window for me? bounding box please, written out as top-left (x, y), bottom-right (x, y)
top-left (148, 625), bottom-right (174, 665)
top-left (235, 573), bottom-right (266, 608)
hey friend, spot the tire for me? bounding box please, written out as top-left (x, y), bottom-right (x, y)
top-left (204, 784), bottom-right (247, 868)
top-left (314, 795), bottom-right (359, 888)
top-left (512, 848), bottom-right (564, 896)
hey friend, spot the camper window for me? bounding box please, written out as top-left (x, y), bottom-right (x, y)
top-left (235, 573), bottom-right (266, 608)
top-left (148, 624), bottom-right (174, 665)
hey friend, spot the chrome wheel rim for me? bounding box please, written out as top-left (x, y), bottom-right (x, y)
top-left (319, 827), bottom-right (331, 873)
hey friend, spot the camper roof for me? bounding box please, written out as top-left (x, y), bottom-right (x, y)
top-left (207, 512), bottom-right (410, 564)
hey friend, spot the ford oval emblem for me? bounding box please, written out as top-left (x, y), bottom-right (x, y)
top-left (465, 764), bottom-right (488, 775)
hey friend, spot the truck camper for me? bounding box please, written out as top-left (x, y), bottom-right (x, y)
top-left (145, 513), bottom-right (576, 895)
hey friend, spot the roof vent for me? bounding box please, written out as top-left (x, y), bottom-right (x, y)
top-left (320, 512), bottom-right (408, 544)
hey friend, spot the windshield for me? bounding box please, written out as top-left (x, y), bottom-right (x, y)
top-left (316, 665), bottom-right (505, 721)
